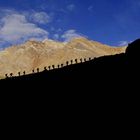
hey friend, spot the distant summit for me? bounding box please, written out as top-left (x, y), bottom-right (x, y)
top-left (0, 37), bottom-right (126, 78)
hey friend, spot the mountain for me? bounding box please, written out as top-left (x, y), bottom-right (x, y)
top-left (0, 37), bottom-right (126, 78)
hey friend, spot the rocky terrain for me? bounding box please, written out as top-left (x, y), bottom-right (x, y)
top-left (0, 37), bottom-right (126, 78)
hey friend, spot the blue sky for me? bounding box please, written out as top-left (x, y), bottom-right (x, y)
top-left (0, 0), bottom-right (140, 48)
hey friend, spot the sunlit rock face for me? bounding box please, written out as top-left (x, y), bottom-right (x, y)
top-left (0, 37), bottom-right (126, 77)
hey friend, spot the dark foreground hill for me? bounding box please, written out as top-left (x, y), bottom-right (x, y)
top-left (0, 38), bottom-right (139, 107)
top-left (0, 39), bottom-right (139, 134)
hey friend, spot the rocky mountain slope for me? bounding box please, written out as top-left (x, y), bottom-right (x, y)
top-left (0, 37), bottom-right (126, 78)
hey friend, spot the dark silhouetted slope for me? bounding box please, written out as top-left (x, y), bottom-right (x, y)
top-left (0, 39), bottom-right (139, 92)
top-left (0, 39), bottom-right (139, 130)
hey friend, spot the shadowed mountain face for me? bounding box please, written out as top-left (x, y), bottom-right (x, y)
top-left (126, 39), bottom-right (140, 63)
top-left (0, 37), bottom-right (126, 78)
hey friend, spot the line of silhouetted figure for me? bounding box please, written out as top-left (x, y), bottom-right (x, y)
top-left (1, 39), bottom-right (140, 87)
top-left (4, 57), bottom-right (92, 78)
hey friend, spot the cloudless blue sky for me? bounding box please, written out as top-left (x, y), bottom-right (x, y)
top-left (0, 0), bottom-right (140, 48)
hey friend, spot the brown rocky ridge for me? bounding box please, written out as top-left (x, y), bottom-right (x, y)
top-left (0, 37), bottom-right (126, 78)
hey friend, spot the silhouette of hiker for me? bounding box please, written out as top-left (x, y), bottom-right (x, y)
top-left (58, 65), bottom-right (60, 68)
top-left (10, 73), bottom-right (13, 77)
top-left (75, 59), bottom-right (78, 64)
top-left (66, 61), bottom-right (69, 66)
top-left (18, 72), bottom-right (21, 76)
top-left (37, 68), bottom-right (39, 73)
top-left (61, 64), bottom-right (63, 67)
top-left (48, 66), bottom-right (51, 70)
top-left (5, 74), bottom-right (8, 78)
top-left (52, 65), bottom-right (55, 69)
top-left (44, 67), bottom-right (46, 70)
top-left (23, 71), bottom-right (26, 75)
top-left (71, 60), bottom-right (73, 64)
top-left (80, 58), bottom-right (82, 63)
top-left (32, 69), bottom-right (35, 73)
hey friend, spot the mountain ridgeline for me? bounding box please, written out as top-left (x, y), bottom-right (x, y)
top-left (0, 38), bottom-right (140, 88)
top-left (0, 38), bottom-right (126, 78)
